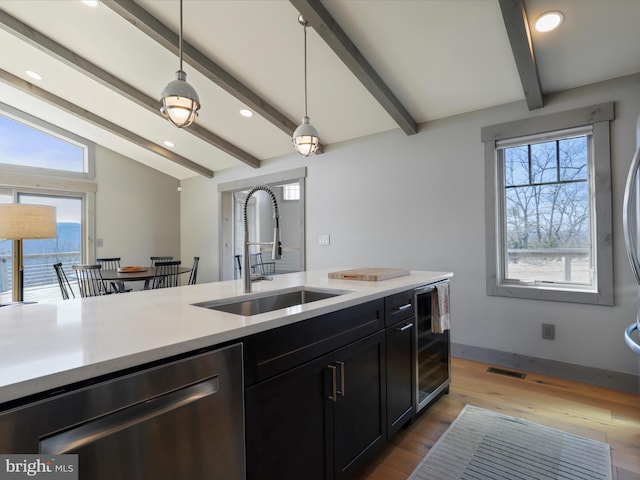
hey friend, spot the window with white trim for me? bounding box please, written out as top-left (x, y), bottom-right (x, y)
top-left (482, 103), bottom-right (614, 305)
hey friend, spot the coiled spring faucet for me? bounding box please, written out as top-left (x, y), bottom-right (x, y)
top-left (243, 185), bottom-right (282, 293)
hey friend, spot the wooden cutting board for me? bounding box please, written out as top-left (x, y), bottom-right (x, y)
top-left (328, 267), bottom-right (410, 281)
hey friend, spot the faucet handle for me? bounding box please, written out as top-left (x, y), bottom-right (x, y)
top-left (272, 228), bottom-right (282, 260)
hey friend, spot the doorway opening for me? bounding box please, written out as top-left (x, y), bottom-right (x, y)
top-left (218, 168), bottom-right (306, 281)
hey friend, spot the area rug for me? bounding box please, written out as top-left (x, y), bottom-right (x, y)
top-left (408, 405), bottom-right (612, 480)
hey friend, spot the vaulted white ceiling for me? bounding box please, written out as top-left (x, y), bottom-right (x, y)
top-left (0, 0), bottom-right (638, 180)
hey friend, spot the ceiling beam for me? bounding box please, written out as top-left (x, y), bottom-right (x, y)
top-left (0, 68), bottom-right (214, 178)
top-left (290, 0), bottom-right (417, 136)
top-left (102, 0), bottom-right (299, 137)
top-left (498, 0), bottom-right (544, 110)
top-left (0, 8), bottom-right (259, 169)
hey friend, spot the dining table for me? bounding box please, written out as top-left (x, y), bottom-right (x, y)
top-left (101, 266), bottom-right (192, 291)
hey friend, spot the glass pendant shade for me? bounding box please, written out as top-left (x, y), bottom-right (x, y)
top-left (292, 116), bottom-right (320, 157)
top-left (160, 70), bottom-right (200, 128)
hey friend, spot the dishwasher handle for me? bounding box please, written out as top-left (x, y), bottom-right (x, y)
top-left (41, 376), bottom-right (219, 454)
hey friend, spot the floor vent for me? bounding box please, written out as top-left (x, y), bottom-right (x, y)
top-left (486, 367), bottom-right (526, 379)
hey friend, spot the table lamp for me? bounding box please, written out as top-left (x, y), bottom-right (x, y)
top-left (0, 204), bottom-right (57, 303)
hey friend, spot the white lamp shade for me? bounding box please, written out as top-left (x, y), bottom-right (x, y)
top-left (292, 116), bottom-right (320, 157)
top-left (0, 204), bottom-right (57, 240)
top-left (160, 70), bottom-right (201, 128)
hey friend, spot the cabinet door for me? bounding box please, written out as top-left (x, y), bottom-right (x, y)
top-left (245, 352), bottom-right (334, 480)
top-left (333, 331), bottom-right (387, 479)
top-left (386, 320), bottom-right (415, 438)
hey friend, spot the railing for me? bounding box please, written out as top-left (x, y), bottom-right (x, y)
top-left (0, 252), bottom-right (81, 293)
top-left (507, 248), bottom-right (590, 282)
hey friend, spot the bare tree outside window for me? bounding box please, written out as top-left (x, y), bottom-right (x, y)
top-left (501, 135), bottom-right (592, 284)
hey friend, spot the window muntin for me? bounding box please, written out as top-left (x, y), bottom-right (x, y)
top-left (499, 130), bottom-right (593, 287)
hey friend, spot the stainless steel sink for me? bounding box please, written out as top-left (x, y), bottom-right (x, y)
top-left (192, 287), bottom-right (350, 316)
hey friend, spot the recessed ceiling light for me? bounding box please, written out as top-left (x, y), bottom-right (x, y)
top-left (164, 140), bottom-right (175, 148)
top-left (240, 108), bottom-right (254, 118)
top-left (535, 11), bottom-right (564, 32)
top-left (25, 70), bottom-right (42, 81)
top-left (82, 0), bottom-right (99, 7)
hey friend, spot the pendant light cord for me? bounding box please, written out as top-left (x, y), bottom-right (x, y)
top-left (303, 23), bottom-right (308, 117)
top-left (179, 0), bottom-right (184, 72)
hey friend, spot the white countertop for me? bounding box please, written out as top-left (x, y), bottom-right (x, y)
top-left (0, 269), bottom-right (451, 405)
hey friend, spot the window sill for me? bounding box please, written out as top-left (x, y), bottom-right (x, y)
top-left (487, 282), bottom-right (613, 306)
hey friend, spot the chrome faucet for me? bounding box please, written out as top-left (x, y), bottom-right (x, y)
top-left (243, 185), bottom-right (282, 293)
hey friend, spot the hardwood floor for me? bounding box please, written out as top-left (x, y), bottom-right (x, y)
top-left (357, 357), bottom-right (640, 480)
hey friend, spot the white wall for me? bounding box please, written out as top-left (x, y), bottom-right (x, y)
top-left (94, 145), bottom-right (180, 267)
top-left (181, 74), bottom-right (640, 376)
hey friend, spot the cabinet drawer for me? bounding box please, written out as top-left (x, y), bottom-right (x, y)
top-left (244, 299), bottom-right (384, 386)
top-left (384, 289), bottom-right (414, 326)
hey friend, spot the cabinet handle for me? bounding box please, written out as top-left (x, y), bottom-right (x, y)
top-left (395, 322), bottom-right (413, 332)
top-left (336, 361), bottom-right (345, 397)
top-left (328, 365), bottom-right (337, 402)
top-left (396, 303), bottom-right (412, 312)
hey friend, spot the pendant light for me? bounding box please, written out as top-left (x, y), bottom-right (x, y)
top-left (160, 0), bottom-right (200, 128)
top-left (292, 15), bottom-right (320, 157)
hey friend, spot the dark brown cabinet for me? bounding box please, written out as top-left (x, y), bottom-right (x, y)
top-left (244, 300), bottom-right (386, 480)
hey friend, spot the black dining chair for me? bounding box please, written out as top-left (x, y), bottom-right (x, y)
top-left (53, 263), bottom-right (75, 300)
top-left (234, 254), bottom-right (242, 279)
top-left (144, 257), bottom-right (174, 289)
top-left (250, 253), bottom-right (275, 276)
top-left (188, 256), bottom-right (199, 285)
top-left (96, 257), bottom-right (130, 293)
top-left (95, 257), bottom-right (121, 270)
top-left (151, 260), bottom-right (182, 289)
top-left (72, 264), bottom-right (110, 297)
top-left (150, 256), bottom-right (173, 266)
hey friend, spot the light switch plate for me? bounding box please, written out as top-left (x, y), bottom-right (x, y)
top-left (318, 234), bottom-right (330, 246)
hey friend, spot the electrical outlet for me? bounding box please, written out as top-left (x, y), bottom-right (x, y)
top-left (318, 234), bottom-right (330, 246)
top-left (542, 323), bottom-right (555, 340)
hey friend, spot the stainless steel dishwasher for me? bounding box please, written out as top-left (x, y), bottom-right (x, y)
top-left (0, 343), bottom-right (245, 480)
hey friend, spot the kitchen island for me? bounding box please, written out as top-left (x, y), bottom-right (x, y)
top-left (0, 269), bottom-right (452, 479)
top-left (0, 269), bottom-right (451, 405)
